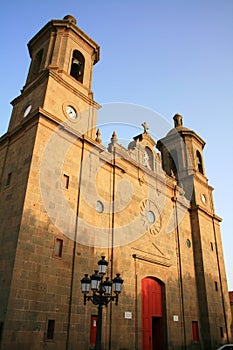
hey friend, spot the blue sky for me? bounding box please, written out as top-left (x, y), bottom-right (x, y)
top-left (0, 1), bottom-right (232, 289)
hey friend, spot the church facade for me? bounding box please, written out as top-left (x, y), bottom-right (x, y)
top-left (0, 15), bottom-right (232, 350)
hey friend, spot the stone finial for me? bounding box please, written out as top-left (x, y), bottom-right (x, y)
top-left (111, 131), bottom-right (118, 144)
top-left (141, 122), bottom-right (149, 133)
top-left (63, 15), bottom-right (77, 25)
top-left (173, 114), bottom-right (183, 128)
top-left (95, 128), bottom-right (102, 143)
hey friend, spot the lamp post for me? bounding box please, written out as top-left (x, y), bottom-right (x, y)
top-left (81, 256), bottom-right (123, 350)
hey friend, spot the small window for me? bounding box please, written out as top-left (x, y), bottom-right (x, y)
top-left (47, 320), bottom-right (55, 340)
top-left (147, 211), bottom-right (155, 224)
top-left (70, 50), bottom-right (85, 83)
top-left (54, 239), bottom-right (63, 258)
top-left (210, 242), bottom-right (214, 251)
top-left (196, 150), bottom-right (204, 174)
top-left (186, 239), bottom-right (191, 248)
top-left (6, 172), bottom-right (12, 186)
top-left (63, 174), bottom-right (69, 189)
top-left (0, 321), bottom-right (3, 341)
top-left (192, 321), bottom-right (199, 342)
top-left (220, 326), bottom-right (224, 338)
top-left (215, 281), bottom-right (218, 291)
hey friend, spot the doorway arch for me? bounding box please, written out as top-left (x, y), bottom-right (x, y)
top-left (142, 277), bottom-right (165, 350)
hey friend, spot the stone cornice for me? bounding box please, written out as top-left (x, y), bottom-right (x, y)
top-left (28, 19), bottom-right (100, 64)
top-left (193, 169), bottom-right (214, 191)
top-left (158, 128), bottom-right (205, 149)
top-left (132, 253), bottom-right (171, 267)
top-left (11, 70), bottom-right (49, 106)
top-left (190, 204), bottom-right (222, 222)
top-left (12, 69), bottom-right (101, 110)
top-left (0, 113), bottom-right (39, 148)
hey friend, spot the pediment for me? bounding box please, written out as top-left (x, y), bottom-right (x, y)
top-left (133, 132), bottom-right (156, 147)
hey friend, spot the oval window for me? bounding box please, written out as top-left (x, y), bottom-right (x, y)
top-left (147, 211), bottom-right (155, 224)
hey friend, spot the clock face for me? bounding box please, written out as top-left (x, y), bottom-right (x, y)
top-left (96, 200), bottom-right (104, 213)
top-left (23, 105), bottom-right (32, 117)
top-left (201, 193), bottom-right (206, 204)
top-left (66, 105), bottom-right (77, 119)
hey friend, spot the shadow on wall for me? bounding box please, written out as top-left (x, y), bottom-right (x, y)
top-left (0, 210), bottom-right (232, 350)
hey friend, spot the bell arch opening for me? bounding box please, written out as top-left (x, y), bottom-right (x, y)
top-left (70, 50), bottom-right (85, 83)
top-left (196, 150), bottom-right (204, 174)
top-left (28, 48), bottom-right (44, 83)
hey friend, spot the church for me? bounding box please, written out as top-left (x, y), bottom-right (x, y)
top-left (0, 15), bottom-right (232, 350)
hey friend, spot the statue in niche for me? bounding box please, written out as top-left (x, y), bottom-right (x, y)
top-left (143, 151), bottom-right (151, 169)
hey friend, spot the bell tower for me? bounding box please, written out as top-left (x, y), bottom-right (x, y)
top-left (157, 113), bottom-right (208, 202)
top-left (8, 15), bottom-right (100, 138)
top-left (157, 115), bottom-right (231, 348)
top-left (0, 17), bottom-right (101, 349)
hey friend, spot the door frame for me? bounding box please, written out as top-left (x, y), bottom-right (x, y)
top-left (141, 277), bottom-right (167, 350)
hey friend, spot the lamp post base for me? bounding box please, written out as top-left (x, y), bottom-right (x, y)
top-left (95, 304), bottom-right (102, 350)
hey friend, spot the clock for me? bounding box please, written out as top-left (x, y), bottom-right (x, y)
top-left (96, 200), bottom-right (104, 213)
top-left (23, 104), bottom-right (32, 117)
top-left (201, 193), bottom-right (206, 204)
top-left (66, 105), bottom-right (77, 119)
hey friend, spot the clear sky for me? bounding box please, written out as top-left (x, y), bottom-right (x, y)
top-left (0, 1), bottom-right (232, 289)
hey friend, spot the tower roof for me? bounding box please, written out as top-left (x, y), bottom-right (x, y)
top-left (27, 15), bottom-right (100, 64)
top-left (165, 113), bottom-right (206, 147)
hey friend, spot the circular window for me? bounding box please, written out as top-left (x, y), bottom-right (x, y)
top-left (96, 200), bottom-right (104, 213)
top-left (147, 211), bottom-right (155, 224)
top-left (186, 239), bottom-right (191, 248)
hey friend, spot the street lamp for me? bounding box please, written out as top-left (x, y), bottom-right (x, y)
top-left (81, 256), bottom-right (123, 350)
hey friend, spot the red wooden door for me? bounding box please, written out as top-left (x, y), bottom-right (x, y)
top-left (90, 315), bottom-right (98, 347)
top-left (142, 278), bottom-right (164, 350)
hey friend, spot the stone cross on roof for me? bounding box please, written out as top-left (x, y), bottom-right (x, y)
top-left (141, 122), bottom-right (149, 133)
